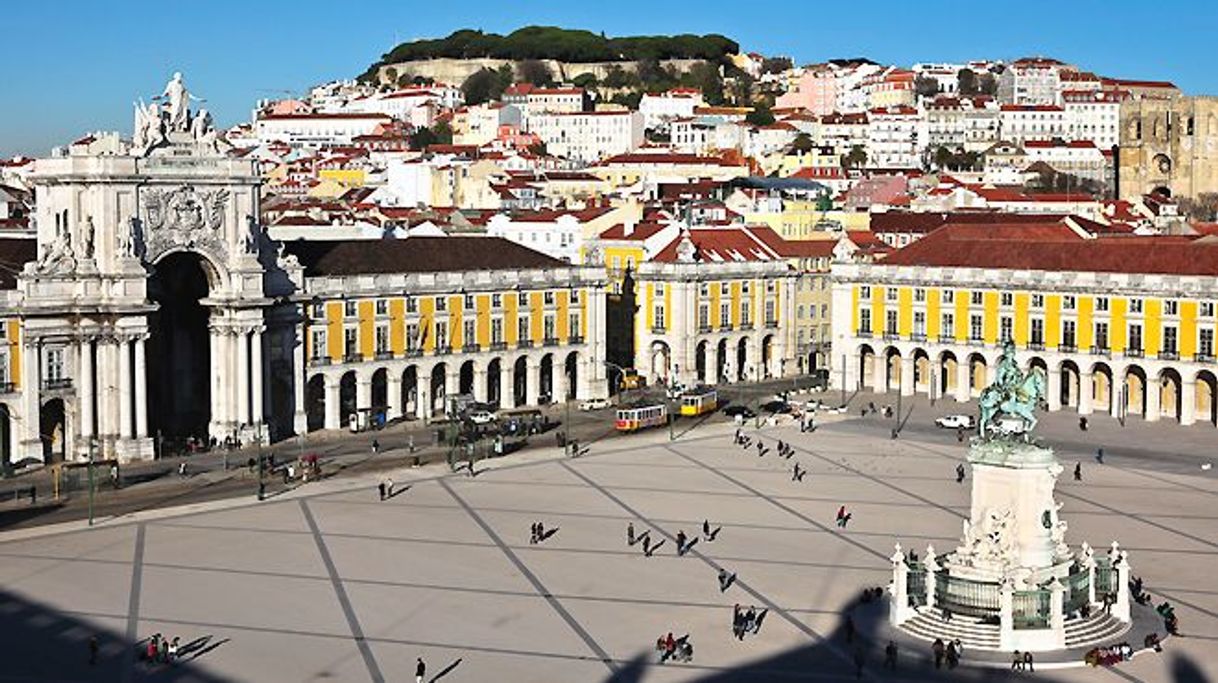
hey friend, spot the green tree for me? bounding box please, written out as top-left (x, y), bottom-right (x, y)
top-left (517, 59), bottom-right (554, 86)
top-left (686, 62), bottom-right (724, 105)
top-left (383, 67), bottom-right (398, 85)
top-left (841, 145), bottom-right (867, 169)
top-left (462, 69), bottom-right (498, 105)
top-left (978, 73), bottom-right (998, 96)
top-left (409, 127), bottom-right (438, 150)
top-left (761, 56), bottom-right (793, 74)
top-left (527, 141), bottom-right (548, 156)
top-left (791, 133), bottom-right (814, 154)
top-left (914, 75), bottom-right (940, 98)
top-left (745, 104), bottom-right (775, 126)
top-left (957, 68), bottom-right (979, 96)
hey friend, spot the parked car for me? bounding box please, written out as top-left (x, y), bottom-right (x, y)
top-left (468, 411), bottom-right (497, 425)
top-left (579, 397), bottom-right (610, 411)
top-left (759, 399), bottom-right (792, 414)
top-left (723, 405), bottom-right (756, 419)
top-left (935, 414), bottom-right (976, 429)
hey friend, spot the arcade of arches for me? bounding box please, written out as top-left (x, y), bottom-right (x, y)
top-left (847, 343), bottom-right (1218, 427)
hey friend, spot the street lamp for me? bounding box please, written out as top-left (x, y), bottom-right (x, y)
top-left (256, 424), bottom-right (265, 501)
top-left (87, 438), bottom-right (97, 527)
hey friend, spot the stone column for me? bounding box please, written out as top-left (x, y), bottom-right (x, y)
top-left (1181, 377), bottom-right (1196, 426)
top-left (1110, 367), bottom-right (1125, 419)
top-left (926, 362), bottom-right (940, 400)
top-left (1113, 553), bottom-right (1132, 623)
top-left (526, 356), bottom-right (541, 406)
top-left (387, 372), bottom-right (403, 421)
top-left (555, 363), bottom-right (569, 403)
top-left (473, 367), bottom-right (488, 403)
top-left (872, 352), bottom-right (886, 393)
top-left (119, 337), bottom-right (133, 440)
top-left (899, 357), bottom-right (915, 397)
top-left (21, 339), bottom-right (41, 455)
top-left (323, 376), bottom-right (340, 430)
top-left (1047, 366), bottom-right (1062, 412)
top-left (954, 359), bottom-right (970, 403)
top-left (498, 367), bottom-right (512, 409)
top-left (999, 580), bottom-right (1015, 651)
top-left (1145, 375), bottom-right (1161, 423)
top-left (1049, 578), bottom-right (1067, 647)
top-left (134, 335), bottom-right (148, 438)
top-left (1078, 369), bottom-right (1093, 415)
top-left (210, 327), bottom-right (226, 428)
top-left (889, 544), bottom-right (912, 626)
top-left (236, 330), bottom-right (251, 428)
top-left (293, 324), bottom-right (308, 436)
top-left (251, 327), bottom-right (264, 426)
top-left (706, 342), bottom-right (718, 386)
top-left (356, 373), bottom-right (372, 422)
top-left (444, 367), bottom-right (459, 412)
top-left (921, 547), bottom-right (939, 610)
top-left (78, 337), bottom-right (94, 442)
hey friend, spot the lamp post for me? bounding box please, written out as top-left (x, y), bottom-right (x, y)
top-left (87, 438), bottom-right (97, 527)
top-left (256, 424), bottom-right (265, 501)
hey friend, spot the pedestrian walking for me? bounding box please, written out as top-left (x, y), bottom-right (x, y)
top-left (884, 640), bottom-right (897, 670)
top-left (168, 637), bottom-right (179, 662)
top-left (642, 534), bottom-right (652, 557)
top-left (1074, 462), bottom-right (1082, 481)
top-left (415, 657), bottom-right (426, 683)
top-left (956, 463), bottom-right (965, 483)
top-left (378, 481), bottom-right (386, 501)
top-left (372, 439), bottom-right (380, 455)
top-left (702, 519), bottom-right (711, 540)
top-left (88, 636), bottom-right (99, 666)
top-left (792, 463), bottom-right (801, 481)
top-left (676, 530), bottom-right (687, 555)
top-left (386, 478), bottom-right (395, 498)
top-left (836, 505), bottom-right (846, 524)
top-left (732, 604), bottom-right (743, 639)
top-left (1011, 650), bottom-right (1022, 671)
top-left (530, 522), bottom-right (538, 544)
top-left (628, 522), bottom-right (636, 546)
top-left (932, 638), bottom-right (945, 669)
top-left (1096, 447), bottom-right (1105, 464)
top-left (946, 640), bottom-right (959, 669)
top-left (1023, 651), bottom-right (1034, 672)
top-left (752, 608), bottom-right (767, 634)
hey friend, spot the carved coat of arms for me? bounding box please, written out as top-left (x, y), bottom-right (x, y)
top-left (140, 185), bottom-right (229, 261)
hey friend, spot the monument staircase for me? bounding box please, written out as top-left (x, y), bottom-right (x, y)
top-left (900, 607), bottom-right (1128, 651)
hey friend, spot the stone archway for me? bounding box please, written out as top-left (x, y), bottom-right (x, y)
top-left (540, 354), bottom-right (554, 402)
top-left (695, 341), bottom-right (708, 384)
top-left (650, 342), bottom-right (670, 383)
top-left (401, 366), bottom-right (418, 418)
top-left (430, 364), bottom-right (447, 415)
top-left (459, 360), bottom-right (475, 396)
top-left (0, 403), bottom-right (11, 470)
top-left (370, 368), bottom-right (388, 415)
top-left (939, 351), bottom-right (958, 395)
top-left (513, 357), bottom-right (528, 407)
top-left (147, 251), bottom-right (215, 440)
top-left (1091, 363), bottom-right (1113, 414)
top-left (968, 354), bottom-right (987, 395)
top-left (487, 359), bottom-right (502, 407)
top-left (1196, 370), bottom-right (1218, 426)
top-left (1060, 360), bottom-right (1080, 409)
top-left (1159, 368), bottom-right (1182, 422)
top-left (859, 344), bottom-right (876, 391)
top-left (884, 347), bottom-right (902, 392)
top-left (39, 398), bottom-right (66, 463)
top-left (305, 375), bottom-right (325, 432)
top-left (564, 352), bottom-right (578, 400)
top-left (1124, 365), bottom-right (1147, 418)
top-left (716, 339), bottom-right (728, 384)
top-left (736, 337), bottom-right (748, 381)
top-left (339, 371), bottom-right (357, 428)
top-left (761, 334), bottom-right (774, 378)
top-left (912, 348), bottom-right (930, 394)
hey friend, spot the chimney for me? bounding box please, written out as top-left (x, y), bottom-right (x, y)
top-left (623, 221), bottom-right (635, 237)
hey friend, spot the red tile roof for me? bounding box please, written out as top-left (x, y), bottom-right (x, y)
top-left (881, 223), bottom-right (1218, 275)
top-left (651, 226), bottom-right (785, 263)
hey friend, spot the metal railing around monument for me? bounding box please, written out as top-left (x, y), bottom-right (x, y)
top-left (1012, 589), bottom-right (1051, 630)
top-left (1065, 566), bottom-right (1092, 615)
top-left (906, 564), bottom-right (927, 607)
top-left (935, 571), bottom-right (1001, 618)
top-left (1095, 557), bottom-right (1116, 597)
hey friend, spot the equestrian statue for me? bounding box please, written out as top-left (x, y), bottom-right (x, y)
top-left (976, 339), bottom-right (1045, 440)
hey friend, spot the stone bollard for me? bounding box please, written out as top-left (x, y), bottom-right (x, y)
top-left (922, 545), bottom-right (939, 611)
top-left (890, 544), bottom-right (911, 626)
top-left (1049, 577), bottom-right (1067, 648)
top-left (1113, 553), bottom-right (1132, 623)
top-left (999, 579), bottom-right (1016, 651)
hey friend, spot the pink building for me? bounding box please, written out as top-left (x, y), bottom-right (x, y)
top-left (776, 68), bottom-right (838, 116)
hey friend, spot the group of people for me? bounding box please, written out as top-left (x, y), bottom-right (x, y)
top-left (1157, 601), bottom-right (1180, 635)
top-left (931, 638), bottom-right (963, 669)
top-left (377, 478), bottom-right (396, 500)
top-left (654, 632), bottom-right (693, 663)
top-left (1084, 642), bottom-right (1136, 667)
top-left (732, 604), bottom-right (767, 640)
top-left (529, 521), bottom-right (553, 544)
top-left (1010, 650), bottom-right (1035, 672)
top-left (141, 634), bottom-right (181, 665)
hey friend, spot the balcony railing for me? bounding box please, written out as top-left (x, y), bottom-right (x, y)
top-left (308, 356), bottom-right (331, 367)
top-left (1089, 345), bottom-right (1109, 357)
top-left (0, 381), bottom-right (16, 394)
top-left (882, 332), bottom-right (899, 341)
top-left (651, 326), bottom-right (667, 335)
top-left (968, 335), bottom-right (985, 346)
top-left (489, 341), bottom-right (507, 352)
top-left (1158, 350), bottom-right (1179, 361)
top-left (1028, 341), bottom-right (1045, 351)
top-left (435, 345), bottom-right (452, 356)
top-left (857, 329), bottom-right (873, 338)
top-left (43, 378), bottom-right (73, 391)
top-left (739, 322), bottom-right (754, 331)
top-left (543, 337), bottom-right (559, 347)
top-left (698, 324), bottom-right (712, 333)
top-left (1195, 352), bottom-right (1215, 363)
top-left (938, 333), bottom-right (955, 343)
top-left (462, 343), bottom-right (481, 353)
top-left (765, 319), bottom-right (778, 329)
top-left (517, 340), bottom-right (533, 349)
top-left (719, 324), bottom-right (734, 332)
top-left (1125, 347), bottom-right (1144, 358)
top-left (375, 351), bottom-right (394, 360)
top-left (343, 353), bottom-right (363, 364)
top-left (568, 335), bottom-right (584, 344)
top-left (405, 348), bottom-right (423, 358)
top-left (911, 332), bottom-right (927, 342)
top-left (1059, 343), bottom-right (1077, 354)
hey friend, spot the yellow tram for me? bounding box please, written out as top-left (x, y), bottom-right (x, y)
top-left (679, 387), bottom-right (719, 417)
top-left (615, 402), bottom-right (668, 432)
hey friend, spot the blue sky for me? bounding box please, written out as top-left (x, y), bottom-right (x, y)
top-left (2, 0), bottom-right (1215, 157)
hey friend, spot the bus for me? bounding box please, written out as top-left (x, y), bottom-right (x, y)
top-left (679, 387), bottom-right (719, 417)
top-left (615, 401), bottom-right (668, 432)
